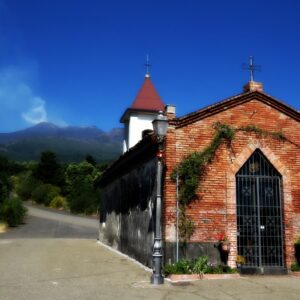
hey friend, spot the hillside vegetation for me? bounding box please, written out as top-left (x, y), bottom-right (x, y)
top-left (0, 122), bottom-right (123, 162)
top-left (0, 151), bottom-right (108, 223)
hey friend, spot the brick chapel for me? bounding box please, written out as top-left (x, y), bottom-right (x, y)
top-left (99, 70), bottom-right (300, 274)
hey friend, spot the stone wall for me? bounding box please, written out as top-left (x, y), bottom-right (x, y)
top-left (99, 139), bottom-right (158, 267)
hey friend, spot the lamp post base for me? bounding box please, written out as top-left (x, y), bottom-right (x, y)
top-left (151, 274), bottom-right (164, 285)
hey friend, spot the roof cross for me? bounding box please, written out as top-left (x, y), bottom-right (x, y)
top-left (243, 56), bottom-right (261, 81)
top-left (144, 54), bottom-right (151, 77)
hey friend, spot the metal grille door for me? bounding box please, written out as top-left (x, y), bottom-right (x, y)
top-left (236, 150), bottom-right (284, 268)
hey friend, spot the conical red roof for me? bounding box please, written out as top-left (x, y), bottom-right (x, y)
top-left (130, 76), bottom-right (164, 110)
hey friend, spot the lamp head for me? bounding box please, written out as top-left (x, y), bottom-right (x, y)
top-left (152, 111), bottom-right (168, 138)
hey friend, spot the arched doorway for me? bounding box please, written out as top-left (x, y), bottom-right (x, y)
top-left (236, 150), bottom-right (285, 273)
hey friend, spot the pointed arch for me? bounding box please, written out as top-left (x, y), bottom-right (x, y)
top-left (236, 149), bottom-right (283, 268)
top-left (231, 142), bottom-right (289, 178)
top-left (224, 140), bottom-right (293, 269)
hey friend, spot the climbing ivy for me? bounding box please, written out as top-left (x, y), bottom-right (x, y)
top-left (238, 125), bottom-right (286, 141)
top-left (172, 122), bottom-right (234, 205)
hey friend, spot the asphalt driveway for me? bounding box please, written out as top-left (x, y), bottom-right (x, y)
top-left (0, 204), bottom-right (300, 300)
top-left (0, 204), bottom-right (99, 239)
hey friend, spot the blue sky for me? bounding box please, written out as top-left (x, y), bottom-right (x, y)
top-left (0, 0), bottom-right (299, 133)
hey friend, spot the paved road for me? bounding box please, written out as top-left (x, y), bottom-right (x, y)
top-left (0, 204), bottom-right (99, 239)
top-left (0, 205), bottom-right (300, 300)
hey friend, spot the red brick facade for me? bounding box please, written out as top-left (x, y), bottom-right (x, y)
top-left (163, 87), bottom-right (300, 269)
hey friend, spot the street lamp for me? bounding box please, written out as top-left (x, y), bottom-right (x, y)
top-left (151, 111), bottom-right (168, 285)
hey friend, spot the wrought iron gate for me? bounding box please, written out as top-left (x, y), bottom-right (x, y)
top-left (236, 150), bottom-right (284, 269)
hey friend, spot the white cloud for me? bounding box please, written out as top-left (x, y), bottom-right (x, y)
top-left (0, 66), bottom-right (51, 131)
top-left (22, 97), bottom-right (47, 124)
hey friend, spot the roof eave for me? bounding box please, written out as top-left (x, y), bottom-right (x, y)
top-left (171, 91), bottom-right (300, 128)
top-left (97, 133), bottom-right (158, 186)
top-left (120, 108), bottom-right (163, 123)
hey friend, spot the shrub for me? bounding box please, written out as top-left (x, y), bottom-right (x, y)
top-left (192, 256), bottom-right (209, 275)
top-left (163, 264), bottom-right (179, 276)
top-left (164, 256), bottom-right (238, 276)
top-left (67, 191), bottom-right (98, 214)
top-left (32, 184), bottom-right (61, 206)
top-left (49, 195), bottom-right (68, 210)
top-left (0, 177), bottom-right (9, 204)
top-left (0, 197), bottom-right (27, 226)
top-left (291, 263), bottom-right (300, 272)
top-left (66, 162), bottom-right (99, 214)
top-left (16, 172), bottom-right (40, 201)
top-left (173, 259), bottom-right (192, 274)
top-left (164, 259), bottom-right (192, 276)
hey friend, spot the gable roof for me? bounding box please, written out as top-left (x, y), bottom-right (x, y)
top-left (171, 90), bottom-right (300, 128)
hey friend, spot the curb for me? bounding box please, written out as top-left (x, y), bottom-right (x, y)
top-left (167, 273), bottom-right (241, 282)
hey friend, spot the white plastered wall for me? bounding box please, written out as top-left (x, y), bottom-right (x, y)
top-left (123, 112), bottom-right (157, 153)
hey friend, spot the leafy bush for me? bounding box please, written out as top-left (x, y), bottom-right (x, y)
top-left (32, 184), bottom-right (61, 206)
top-left (164, 256), bottom-right (237, 276)
top-left (192, 256), bottom-right (209, 275)
top-left (163, 264), bottom-right (179, 276)
top-left (164, 259), bottom-right (192, 276)
top-left (0, 197), bottom-right (27, 226)
top-left (206, 265), bottom-right (238, 274)
top-left (49, 195), bottom-right (68, 210)
top-left (66, 161), bottom-right (99, 214)
top-left (0, 176), bottom-right (9, 204)
top-left (173, 259), bottom-right (192, 274)
top-left (16, 172), bottom-right (40, 201)
top-left (291, 263), bottom-right (300, 272)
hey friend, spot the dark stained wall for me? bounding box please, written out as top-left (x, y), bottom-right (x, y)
top-left (99, 156), bottom-right (157, 267)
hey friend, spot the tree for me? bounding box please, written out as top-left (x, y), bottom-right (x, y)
top-left (65, 161), bottom-right (99, 214)
top-left (16, 171), bottom-right (40, 201)
top-left (0, 175), bottom-right (9, 204)
top-left (33, 151), bottom-right (63, 186)
top-left (85, 154), bottom-right (97, 166)
top-left (0, 155), bottom-right (22, 203)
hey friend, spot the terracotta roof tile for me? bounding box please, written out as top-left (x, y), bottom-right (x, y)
top-left (130, 77), bottom-right (164, 110)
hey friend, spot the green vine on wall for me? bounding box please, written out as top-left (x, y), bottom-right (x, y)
top-left (238, 125), bottom-right (286, 141)
top-left (172, 122), bottom-right (286, 248)
top-left (171, 122), bottom-right (235, 205)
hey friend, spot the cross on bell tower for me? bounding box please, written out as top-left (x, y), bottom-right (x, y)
top-left (243, 56), bottom-right (261, 81)
top-left (144, 54), bottom-right (151, 78)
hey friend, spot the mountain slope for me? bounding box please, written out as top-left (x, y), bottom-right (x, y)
top-left (0, 123), bottom-right (123, 162)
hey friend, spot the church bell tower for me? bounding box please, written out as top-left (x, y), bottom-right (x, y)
top-left (120, 60), bottom-right (165, 153)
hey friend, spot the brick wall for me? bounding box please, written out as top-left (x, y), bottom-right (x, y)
top-left (164, 97), bottom-right (300, 268)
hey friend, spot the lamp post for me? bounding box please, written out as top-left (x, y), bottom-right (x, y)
top-left (151, 111), bottom-right (168, 285)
